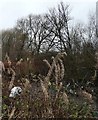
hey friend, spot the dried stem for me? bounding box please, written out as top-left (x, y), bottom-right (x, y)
top-left (8, 106), bottom-right (16, 120)
top-left (43, 59), bottom-right (51, 68)
top-left (8, 68), bottom-right (16, 90)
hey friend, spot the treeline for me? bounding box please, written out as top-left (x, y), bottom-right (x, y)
top-left (1, 2), bottom-right (98, 82)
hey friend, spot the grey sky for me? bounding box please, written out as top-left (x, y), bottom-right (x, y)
top-left (0, 0), bottom-right (97, 30)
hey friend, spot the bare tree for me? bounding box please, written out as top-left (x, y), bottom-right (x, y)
top-left (2, 28), bottom-right (28, 60)
top-left (16, 14), bottom-right (56, 54)
top-left (46, 2), bottom-right (72, 53)
top-left (87, 13), bottom-right (96, 42)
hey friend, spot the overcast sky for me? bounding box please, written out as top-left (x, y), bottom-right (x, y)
top-left (0, 0), bottom-right (97, 30)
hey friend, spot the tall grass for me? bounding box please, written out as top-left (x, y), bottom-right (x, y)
top-left (2, 52), bottom-right (96, 119)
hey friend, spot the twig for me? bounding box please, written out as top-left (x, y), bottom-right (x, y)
top-left (8, 68), bottom-right (16, 90)
top-left (8, 106), bottom-right (16, 120)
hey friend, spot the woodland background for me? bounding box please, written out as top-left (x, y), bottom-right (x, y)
top-left (1, 2), bottom-right (98, 119)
